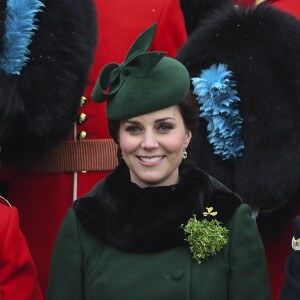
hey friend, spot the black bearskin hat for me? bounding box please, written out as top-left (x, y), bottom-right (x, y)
top-left (0, 0), bottom-right (97, 164)
top-left (0, 1), bottom-right (6, 53)
top-left (180, 0), bottom-right (234, 35)
top-left (177, 4), bottom-right (300, 219)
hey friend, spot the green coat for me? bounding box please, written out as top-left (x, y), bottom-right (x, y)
top-left (47, 162), bottom-right (270, 300)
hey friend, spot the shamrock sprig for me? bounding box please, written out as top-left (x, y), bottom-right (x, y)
top-left (181, 207), bottom-right (229, 263)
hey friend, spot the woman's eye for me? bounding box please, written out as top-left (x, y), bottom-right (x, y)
top-left (158, 123), bottom-right (173, 132)
top-left (126, 125), bottom-right (142, 134)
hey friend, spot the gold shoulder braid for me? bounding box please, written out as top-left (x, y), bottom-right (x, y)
top-left (292, 237), bottom-right (300, 251)
top-left (0, 196), bottom-right (12, 207)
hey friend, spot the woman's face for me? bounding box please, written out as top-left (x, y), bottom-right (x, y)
top-left (119, 105), bottom-right (192, 188)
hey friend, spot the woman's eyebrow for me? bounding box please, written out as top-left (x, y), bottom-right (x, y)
top-left (123, 120), bottom-right (140, 125)
top-left (154, 117), bottom-right (176, 123)
top-left (124, 117), bottom-right (175, 124)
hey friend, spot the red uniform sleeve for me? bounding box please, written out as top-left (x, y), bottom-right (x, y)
top-left (270, 0), bottom-right (300, 20)
top-left (234, 0), bottom-right (255, 8)
top-left (151, 0), bottom-right (188, 57)
top-left (0, 205), bottom-right (43, 300)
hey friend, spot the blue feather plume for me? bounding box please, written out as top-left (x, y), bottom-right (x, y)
top-left (0, 0), bottom-right (44, 75)
top-left (192, 63), bottom-right (244, 161)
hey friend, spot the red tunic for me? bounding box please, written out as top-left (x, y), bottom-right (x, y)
top-left (6, 0), bottom-right (187, 295)
top-left (0, 202), bottom-right (43, 300)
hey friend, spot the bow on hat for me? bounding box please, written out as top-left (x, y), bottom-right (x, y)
top-left (92, 23), bottom-right (166, 102)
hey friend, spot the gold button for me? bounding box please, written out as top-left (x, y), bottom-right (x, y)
top-left (77, 113), bottom-right (87, 124)
top-left (80, 96), bottom-right (87, 107)
top-left (78, 131), bottom-right (87, 140)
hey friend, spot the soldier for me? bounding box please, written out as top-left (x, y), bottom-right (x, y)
top-left (0, 197), bottom-right (43, 299)
top-left (0, 0), bottom-right (97, 294)
top-left (281, 216), bottom-right (300, 300)
top-left (177, 3), bottom-right (300, 299)
top-left (1, 0), bottom-right (188, 295)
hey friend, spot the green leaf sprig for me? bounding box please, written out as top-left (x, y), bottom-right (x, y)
top-left (181, 207), bottom-right (229, 263)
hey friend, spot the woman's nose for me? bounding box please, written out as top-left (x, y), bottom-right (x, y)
top-left (141, 132), bottom-right (159, 149)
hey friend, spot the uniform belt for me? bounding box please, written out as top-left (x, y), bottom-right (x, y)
top-left (22, 139), bottom-right (118, 173)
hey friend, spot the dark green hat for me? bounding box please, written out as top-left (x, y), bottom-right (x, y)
top-left (91, 23), bottom-right (190, 120)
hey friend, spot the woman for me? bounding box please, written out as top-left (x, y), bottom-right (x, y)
top-left (0, 197), bottom-right (43, 300)
top-left (47, 23), bottom-right (270, 300)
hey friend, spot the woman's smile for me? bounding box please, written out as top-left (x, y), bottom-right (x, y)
top-left (137, 155), bottom-right (165, 164)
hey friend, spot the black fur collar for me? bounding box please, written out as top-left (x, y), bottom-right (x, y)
top-left (74, 160), bottom-right (241, 252)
